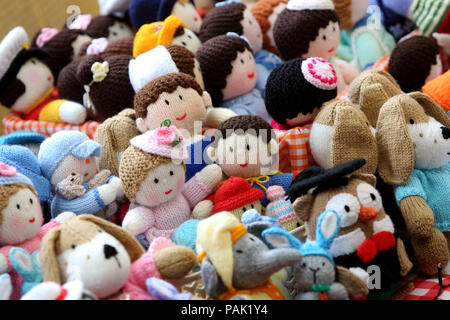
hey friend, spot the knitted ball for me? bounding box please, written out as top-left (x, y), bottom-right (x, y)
top-left (172, 219), bottom-right (199, 251)
top-left (265, 57), bottom-right (337, 124)
top-left (273, 6), bottom-right (339, 61)
top-left (196, 34), bottom-right (252, 106)
top-left (388, 36), bottom-right (440, 93)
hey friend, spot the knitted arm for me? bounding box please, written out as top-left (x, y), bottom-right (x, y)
top-left (182, 164), bottom-right (222, 208)
top-left (37, 220), bottom-right (61, 239)
top-left (38, 99), bottom-right (87, 125)
top-left (122, 206), bottom-right (155, 236)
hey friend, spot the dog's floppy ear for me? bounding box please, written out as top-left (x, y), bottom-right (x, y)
top-left (408, 92), bottom-right (450, 127)
top-left (293, 195), bottom-right (314, 223)
top-left (330, 102), bottom-right (378, 174)
top-left (39, 227), bottom-right (62, 283)
top-left (78, 215), bottom-right (144, 262)
top-left (376, 96), bottom-right (415, 185)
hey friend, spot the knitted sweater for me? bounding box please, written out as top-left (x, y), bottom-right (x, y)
top-left (221, 88), bottom-right (272, 123)
top-left (0, 220), bottom-right (60, 300)
top-left (185, 136), bottom-right (212, 181)
top-left (127, 173), bottom-right (214, 244)
top-left (254, 50), bottom-right (283, 98)
top-left (50, 187), bottom-right (107, 218)
top-left (395, 162), bottom-right (450, 232)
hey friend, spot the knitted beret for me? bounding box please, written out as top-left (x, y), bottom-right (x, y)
top-left (265, 57), bottom-right (337, 124)
top-left (388, 36), bottom-right (440, 93)
top-left (0, 162), bottom-right (34, 188)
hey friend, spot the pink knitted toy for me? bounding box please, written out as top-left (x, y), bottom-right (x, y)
top-left (265, 185), bottom-right (302, 231)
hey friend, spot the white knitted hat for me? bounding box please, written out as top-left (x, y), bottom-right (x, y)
top-left (287, 0), bottom-right (334, 11)
top-left (0, 27), bottom-right (28, 81)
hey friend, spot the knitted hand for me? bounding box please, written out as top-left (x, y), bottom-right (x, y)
top-left (195, 164), bottom-right (222, 190)
top-left (192, 199), bottom-right (214, 219)
top-left (399, 196), bottom-right (436, 239)
top-left (9, 248), bottom-right (43, 296)
top-left (204, 108), bottom-right (237, 128)
top-left (54, 211), bottom-right (77, 224)
top-left (87, 169), bottom-right (111, 189)
top-left (122, 209), bottom-right (148, 235)
top-left (97, 176), bottom-right (123, 204)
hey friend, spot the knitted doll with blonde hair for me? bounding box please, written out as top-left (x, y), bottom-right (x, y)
top-left (119, 122), bottom-right (222, 244)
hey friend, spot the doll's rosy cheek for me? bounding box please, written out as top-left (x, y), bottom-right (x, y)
top-left (27, 69), bottom-right (43, 82)
top-left (146, 191), bottom-right (160, 204)
top-left (8, 214), bottom-right (25, 232)
top-left (176, 175), bottom-right (184, 190)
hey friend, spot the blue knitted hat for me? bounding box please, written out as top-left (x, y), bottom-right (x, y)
top-left (0, 162), bottom-right (34, 188)
top-left (129, 0), bottom-right (178, 29)
top-left (0, 145), bottom-right (51, 202)
top-left (38, 131), bottom-right (101, 181)
top-left (0, 131), bottom-right (46, 146)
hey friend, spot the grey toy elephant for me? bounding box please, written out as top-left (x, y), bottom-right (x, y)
top-left (196, 212), bottom-right (303, 300)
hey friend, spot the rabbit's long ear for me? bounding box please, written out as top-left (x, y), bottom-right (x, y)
top-left (376, 96), bottom-right (414, 185)
top-left (39, 227), bottom-right (62, 283)
top-left (316, 210), bottom-right (340, 250)
top-left (408, 92), bottom-right (450, 127)
top-left (9, 248), bottom-right (33, 275)
top-left (261, 228), bottom-right (302, 250)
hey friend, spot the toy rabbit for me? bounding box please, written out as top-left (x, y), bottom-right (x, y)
top-left (9, 247), bottom-right (43, 297)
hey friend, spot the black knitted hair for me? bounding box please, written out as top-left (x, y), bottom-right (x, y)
top-left (265, 57), bottom-right (337, 124)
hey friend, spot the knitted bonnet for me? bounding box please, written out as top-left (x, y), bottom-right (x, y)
top-left (196, 211), bottom-right (247, 289)
top-left (265, 185), bottom-right (300, 231)
top-left (133, 15), bottom-right (187, 58)
top-left (265, 57), bottom-right (338, 125)
top-left (0, 162), bottom-right (34, 189)
top-left (273, 0), bottom-right (339, 61)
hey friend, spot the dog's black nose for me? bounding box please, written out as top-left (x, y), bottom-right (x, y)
top-left (442, 127), bottom-right (450, 140)
top-left (104, 244), bottom-right (118, 259)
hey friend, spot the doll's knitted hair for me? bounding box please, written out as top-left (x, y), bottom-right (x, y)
top-left (211, 115), bottom-right (275, 148)
top-left (199, 3), bottom-right (246, 43)
top-left (265, 57), bottom-right (338, 124)
top-left (196, 34), bottom-right (252, 106)
top-left (0, 184), bottom-right (38, 220)
top-left (166, 45), bottom-right (197, 79)
top-left (331, 0), bottom-right (353, 30)
top-left (102, 38), bottom-right (134, 57)
top-left (85, 15), bottom-right (129, 39)
top-left (57, 58), bottom-right (85, 104)
top-left (251, 0), bottom-right (287, 54)
top-left (76, 54), bottom-right (135, 122)
top-left (273, 8), bottom-right (339, 61)
top-left (134, 72), bottom-right (203, 119)
top-left (388, 36), bottom-right (440, 93)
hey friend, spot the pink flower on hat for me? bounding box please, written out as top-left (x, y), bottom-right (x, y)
top-left (155, 125), bottom-right (183, 146)
top-left (68, 14), bottom-right (92, 31)
top-left (301, 57), bottom-right (337, 90)
top-left (86, 37), bottom-right (109, 55)
top-left (36, 27), bottom-right (58, 48)
top-left (0, 162), bottom-right (16, 177)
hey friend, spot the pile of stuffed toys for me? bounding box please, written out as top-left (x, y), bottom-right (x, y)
top-left (0, 0), bottom-right (449, 300)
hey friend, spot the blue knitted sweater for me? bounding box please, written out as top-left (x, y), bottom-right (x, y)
top-left (254, 49), bottom-right (283, 98)
top-left (50, 188), bottom-right (107, 218)
top-left (221, 88), bottom-right (272, 123)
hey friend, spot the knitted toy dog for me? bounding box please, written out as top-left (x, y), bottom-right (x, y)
top-left (0, 162), bottom-right (75, 299)
top-left (0, 27), bottom-right (87, 125)
top-left (38, 130), bottom-right (124, 219)
top-left (265, 57), bottom-right (338, 130)
top-left (376, 92), bottom-right (450, 275)
top-left (119, 124), bottom-right (222, 244)
top-left (199, 1), bottom-right (283, 96)
top-left (197, 211), bottom-right (303, 299)
top-left (196, 34), bottom-right (272, 122)
top-left (133, 15), bottom-right (202, 58)
top-left (39, 215), bottom-right (197, 300)
top-left (129, 0), bottom-right (202, 33)
top-left (289, 159), bottom-right (413, 298)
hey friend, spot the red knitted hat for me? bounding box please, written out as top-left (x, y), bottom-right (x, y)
top-left (212, 176), bottom-right (264, 214)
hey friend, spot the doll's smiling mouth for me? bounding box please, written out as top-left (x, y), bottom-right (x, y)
top-left (240, 163), bottom-right (248, 168)
top-left (29, 217), bottom-right (35, 223)
top-left (328, 47), bottom-right (335, 53)
top-left (248, 73), bottom-right (255, 79)
top-left (165, 189), bottom-right (173, 195)
top-left (176, 113), bottom-right (187, 121)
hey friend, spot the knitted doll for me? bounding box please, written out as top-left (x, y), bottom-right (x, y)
top-left (0, 162), bottom-right (75, 300)
top-left (196, 34), bottom-right (272, 122)
top-left (31, 27), bottom-right (92, 79)
top-left (0, 131), bottom-right (46, 157)
top-left (133, 15), bottom-right (202, 58)
top-left (39, 215), bottom-right (197, 300)
top-left (388, 36), bottom-right (443, 93)
top-left (250, 0), bottom-right (287, 55)
top-left (265, 185), bottom-right (302, 231)
top-left (85, 15), bottom-right (134, 43)
top-left (423, 70), bottom-right (450, 117)
top-left (331, 0), bottom-right (396, 71)
top-left (75, 54), bottom-right (135, 122)
top-left (194, 0), bottom-right (217, 14)
top-left (265, 57), bottom-right (338, 130)
top-left (197, 211), bottom-right (303, 300)
top-left (199, 1), bottom-right (283, 96)
top-left (0, 27), bottom-right (87, 125)
top-left (129, 0), bottom-right (202, 33)
top-left (370, 0), bottom-right (415, 41)
top-left (119, 124), bottom-right (222, 244)
top-left (38, 130), bottom-right (124, 219)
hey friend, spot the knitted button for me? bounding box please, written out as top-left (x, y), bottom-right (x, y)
top-left (301, 57), bottom-right (337, 91)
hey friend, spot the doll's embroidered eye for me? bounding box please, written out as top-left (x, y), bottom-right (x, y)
top-left (249, 55), bottom-right (252, 60)
top-left (242, 207), bottom-right (246, 212)
top-left (322, 262), bottom-right (326, 266)
top-left (250, 237), bottom-right (255, 242)
top-left (182, 41), bottom-right (187, 46)
top-left (170, 171), bottom-right (174, 176)
top-left (370, 193), bottom-right (376, 201)
top-left (16, 204), bottom-right (20, 210)
top-left (165, 100), bottom-right (170, 105)
top-left (410, 119), bottom-right (414, 124)
top-left (29, 198), bottom-right (33, 204)
top-left (344, 205), bottom-right (350, 212)
top-left (229, 146), bottom-right (233, 152)
top-left (154, 178), bottom-right (159, 183)
top-left (120, 24), bottom-right (124, 29)
top-left (297, 222), bottom-right (301, 227)
top-left (249, 20), bottom-right (252, 25)
top-left (246, 144), bottom-right (250, 151)
top-left (179, 95), bottom-right (183, 100)
top-left (112, 31), bottom-right (118, 36)
top-left (188, 35), bottom-right (192, 39)
top-left (323, 35), bottom-right (327, 40)
top-left (240, 59), bottom-right (244, 64)
top-left (236, 250), bottom-right (243, 253)
top-left (251, 204), bottom-right (254, 208)
top-left (31, 59), bottom-right (36, 64)
top-left (333, 27), bottom-right (336, 32)
top-left (301, 263), bottom-right (306, 268)
top-left (71, 244), bottom-right (76, 249)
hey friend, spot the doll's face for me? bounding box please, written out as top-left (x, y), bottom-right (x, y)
top-left (213, 133), bottom-right (274, 178)
top-left (0, 188), bottom-right (42, 245)
top-left (12, 58), bottom-right (53, 113)
top-left (50, 155), bottom-right (99, 187)
top-left (107, 21), bottom-right (134, 42)
top-left (172, 28), bottom-right (202, 54)
top-left (267, 2), bottom-right (287, 49)
top-left (136, 87), bottom-right (209, 137)
top-left (285, 108), bottom-right (320, 127)
top-left (135, 162), bottom-right (186, 207)
top-left (241, 9), bottom-right (263, 53)
top-left (302, 20), bottom-right (340, 60)
top-left (172, 1), bottom-right (202, 33)
top-left (222, 49), bottom-right (257, 101)
top-left (194, 0), bottom-right (215, 13)
top-left (230, 200), bottom-right (263, 221)
top-left (71, 34), bottom-right (92, 60)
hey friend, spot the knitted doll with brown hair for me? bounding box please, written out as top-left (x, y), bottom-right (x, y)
top-left (388, 36), bottom-right (442, 93)
top-left (196, 34), bottom-right (272, 122)
top-left (119, 124), bottom-right (222, 244)
top-left (250, 0), bottom-right (287, 55)
top-left (199, 1), bottom-right (283, 96)
top-left (85, 15), bottom-right (134, 43)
